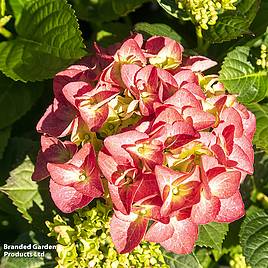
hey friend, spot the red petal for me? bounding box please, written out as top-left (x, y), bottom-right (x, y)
top-left (32, 151), bottom-right (49, 181)
top-left (110, 213), bottom-right (148, 253)
top-left (36, 103), bottom-right (74, 137)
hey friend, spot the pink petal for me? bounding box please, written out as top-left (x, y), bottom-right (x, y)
top-left (70, 143), bottom-right (93, 168)
top-left (209, 171), bottom-right (241, 199)
top-left (49, 179), bottom-right (92, 213)
top-left (62, 81), bottom-right (92, 107)
top-left (104, 130), bottom-right (148, 164)
top-left (184, 56), bottom-right (217, 72)
top-left (115, 39), bottom-right (146, 66)
top-left (121, 64), bottom-right (141, 96)
top-left (98, 149), bottom-right (119, 181)
top-left (191, 193), bottom-right (220, 224)
top-left (183, 107), bottom-right (215, 130)
top-left (228, 144), bottom-right (253, 174)
top-left (174, 70), bottom-right (198, 88)
top-left (145, 221), bottom-right (174, 243)
top-left (108, 179), bottom-right (141, 215)
top-left (215, 192), bottom-right (245, 223)
top-left (73, 166), bottom-right (103, 197)
top-left (165, 89), bottom-right (202, 113)
top-left (160, 217), bottom-right (198, 254)
top-left (47, 163), bottom-right (81, 186)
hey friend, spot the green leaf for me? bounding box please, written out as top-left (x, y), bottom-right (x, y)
top-left (219, 46), bottom-right (268, 103)
top-left (240, 210), bottom-right (268, 268)
top-left (0, 0), bottom-right (87, 82)
top-left (0, 156), bottom-right (44, 223)
top-left (163, 250), bottom-right (201, 268)
top-left (0, 127), bottom-right (11, 159)
top-left (112, 0), bottom-right (148, 16)
top-left (8, 0), bottom-right (30, 20)
top-left (247, 103), bottom-right (268, 153)
top-left (196, 222), bottom-right (229, 251)
top-left (203, 0), bottom-right (260, 43)
top-left (134, 22), bottom-right (185, 44)
top-left (156, 0), bottom-right (180, 19)
top-left (0, 73), bottom-right (43, 129)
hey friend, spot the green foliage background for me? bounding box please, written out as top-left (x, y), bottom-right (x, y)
top-left (0, 0), bottom-right (268, 267)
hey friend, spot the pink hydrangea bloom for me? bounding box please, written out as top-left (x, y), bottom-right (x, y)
top-left (33, 34), bottom-right (255, 254)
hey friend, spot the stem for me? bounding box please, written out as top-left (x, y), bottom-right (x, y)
top-left (0, 27), bottom-right (12, 39)
top-left (195, 26), bottom-right (210, 55)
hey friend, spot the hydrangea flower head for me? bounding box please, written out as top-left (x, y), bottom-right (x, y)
top-left (34, 33), bottom-right (255, 255)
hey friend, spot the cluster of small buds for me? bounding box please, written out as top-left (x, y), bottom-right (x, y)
top-left (176, 0), bottom-right (237, 30)
top-left (229, 246), bottom-right (251, 268)
top-left (46, 201), bottom-right (168, 268)
top-left (256, 44), bottom-right (268, 69)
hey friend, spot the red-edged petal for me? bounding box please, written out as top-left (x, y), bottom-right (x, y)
top-left (108, 179), bottom-right (141, 215)
top-left (228, 144), bottom-right (253, 174)
top-left (104, 130), bottom-right (148, 164)
top-left (209, 171), bottom-right (241, 199)
top-left (191, 193), bottom-right (220, 224)
top-left (115, 39), bottom-right (146, 66)
top-left (183, 107), bottom-right (215, 130)
top-left (73, 166), bottom-right (103, 197)
top-left (110, 213), bottom-right (148, 253)
top-left (145, 221), bottom-right (174, 243)
top-left (47, 163), bottom-right (81, 186)
top-left (49, 179), bottom-right (92, 213)
top-left (184, 56), bottom-right (217, 72)
top-left (121, 64), bottom-right (141, 97)
top-left (165, 89), bottom-right (201, 113)
top-left (62, 81), bottom-right (92, 107)
top-left (215, 192), bottom-right (245, 223)
top-left (98, 149), bottom-right (119, 181)
top-left (160, 217), bottom-right (198, 254)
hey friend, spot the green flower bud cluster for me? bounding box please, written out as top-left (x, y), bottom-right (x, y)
top-left (229, 245), bottom-right (250, 268)
top-left (176, 0), bottom-right (238, 30)
top-left (46, 201), bottom-right (169, 268)
top-left (256, 44), bottom-right (268, 69)
top-left (99, 93), bottom-right (141, 138)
